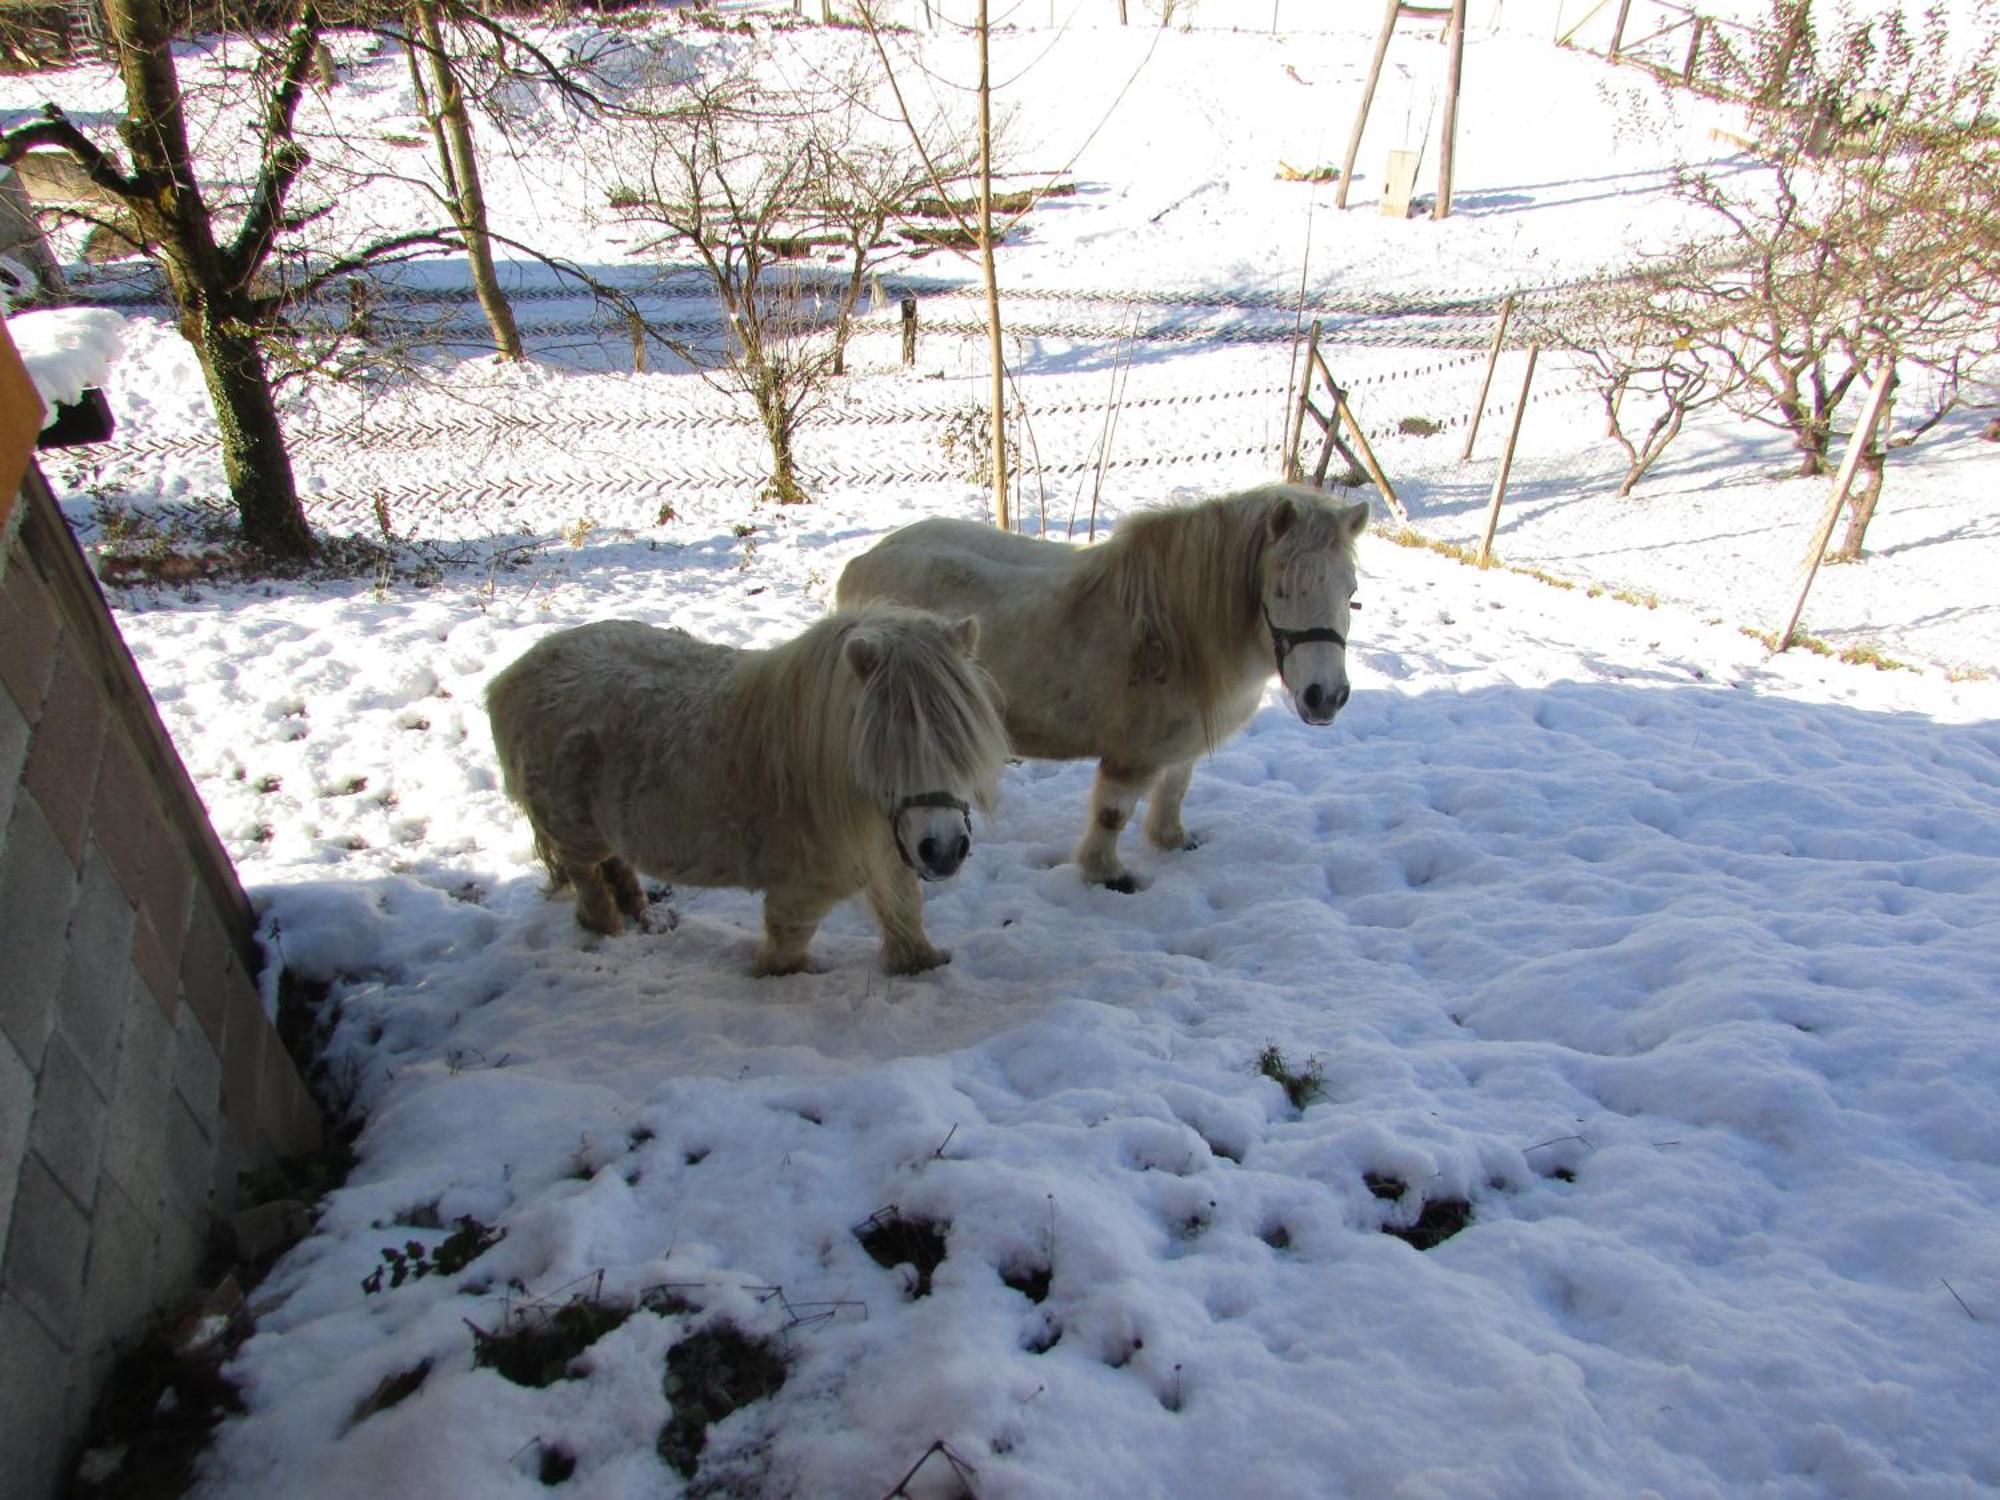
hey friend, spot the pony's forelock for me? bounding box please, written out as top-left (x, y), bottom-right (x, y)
top-left (731, 607), bottom-right (1006, 824)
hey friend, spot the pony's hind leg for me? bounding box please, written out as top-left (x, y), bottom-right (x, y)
top-left (559, 853), bottom-right (624, 936)
top-left (755, 887), bottom-right (836, 977)
top-left (1143, 759), bottom-right (1200, 852)
top-left (865, 863), bottom-right (949, 975)
top-left (1075, 762), bottom-right (1151, 892)
top-left (602, 856), bottom-right (649, 924)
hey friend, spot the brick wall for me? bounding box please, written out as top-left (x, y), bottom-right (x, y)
top-left (0, 333), bottom-right (321, 1498)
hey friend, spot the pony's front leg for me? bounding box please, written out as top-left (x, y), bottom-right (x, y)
top-left (865, 862), bottom-right (949, 975)
top-left (1075, 762), bottom-right (1152, 892)
top-left (755, 887), bottom-right (835, 977)
top-left (1143, 760), bottom-right (1199, 852)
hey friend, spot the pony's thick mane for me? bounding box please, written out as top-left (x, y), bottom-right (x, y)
top-left (729, 607), bottom-right (1006, 823)
top-left (1069, 485), bottom-right (1357, 733)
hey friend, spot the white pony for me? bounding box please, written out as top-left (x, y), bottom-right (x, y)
top-left (487, 606), bottom-right (1008, 975)
top-left (838, 482), bottom-right (1367, 890)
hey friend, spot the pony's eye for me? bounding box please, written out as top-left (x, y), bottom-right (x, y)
top-left (1349, 598), bottom-right (1362, 611)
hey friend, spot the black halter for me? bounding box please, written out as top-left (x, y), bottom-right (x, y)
top-left (1262, 601), bottom-right (1347, 673)
top-left (890, 791), bottom-right (973, 872)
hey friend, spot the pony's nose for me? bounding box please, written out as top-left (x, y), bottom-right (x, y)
top-left (917, 832), bottom-right (970, 878)
top-left (1300, 682), bottom-right (1350, 723)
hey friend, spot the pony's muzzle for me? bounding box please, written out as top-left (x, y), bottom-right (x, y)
top-left (893, 794), bottom-right (975, 881)
top-left (1298, 680), bottom-right (1351, 725)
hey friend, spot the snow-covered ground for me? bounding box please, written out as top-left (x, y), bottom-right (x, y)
top-left (7, 3), bottom-right (2000, 1496)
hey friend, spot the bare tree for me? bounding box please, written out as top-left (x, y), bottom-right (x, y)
top-left (1533, 282), bottom-right (1740, 496)
top-left (1632, 1), bottom-right (2000, 553)
top-left (600, 38), bottom-right (972, 504)
top-left (1, 0), bottom-right (457, 557)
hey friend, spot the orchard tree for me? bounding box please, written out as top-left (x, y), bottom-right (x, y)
top-left (1623, 0), bottom-right (2000, 553)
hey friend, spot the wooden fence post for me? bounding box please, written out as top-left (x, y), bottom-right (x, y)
top-left (1773, 362), bottom-right (1896, 652)
top-left (1608, 0), bottom-right (1633, 60)
top-left (900, 296), bottom-right (918, 366)
top-left (1682, 16), bottom-right (1706, 84)
top-left (1338, 0), bottom-right (1404, 209)
top-left (1460, 294), bottom-right (1515, 460)
top-left (1434, 0), bottom-right (1467, 219)
top-left (1476, 342), bottom-right (1539, 566)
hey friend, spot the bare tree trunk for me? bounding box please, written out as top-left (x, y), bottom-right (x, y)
top-left (107, 0), bottom-right (317, 557)
top-left (977, 0), bottom-right (1008, 530)
top-left (188, 302), bottom-right (314, 557)
top-left (749, 356), bottom-right (806, 503)
top-left (411, 0), bottom-right (522, 361)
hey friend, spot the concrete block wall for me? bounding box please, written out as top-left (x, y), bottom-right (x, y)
top-left (0, 445), bottom-right (323, 1497)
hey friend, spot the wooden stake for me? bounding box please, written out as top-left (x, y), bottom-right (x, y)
top-left (1682, 16), bottom-right (1705, 84)
top-left (1460, 294), bottom-right (1514, 460)
top-left (1337, 391), bottom-right (1406, 522)
top-left (1773, 361), bottom-right (1895, 652)
top-left (1477, 342), bottom-right (1539, 566)
top-left (1434, 0), bottom-right (1466, 219)
top-left (1608, 0), bottom-right (1633, 60)
top-left (1338, 0), bottom-right (1404, 209)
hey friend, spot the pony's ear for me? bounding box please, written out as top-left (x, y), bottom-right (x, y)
top-left (948, 615), bottom-right (981, 655)
top-left (844, 631), bottom-right (882, 679)
top-left (1339, 499), bottom-right (1371, 540)
top-left (1266, 495), bottom-right (1301, 540)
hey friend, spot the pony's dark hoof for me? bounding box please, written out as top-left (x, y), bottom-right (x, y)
top-left (1102, 874), bottom-right (1141, 895)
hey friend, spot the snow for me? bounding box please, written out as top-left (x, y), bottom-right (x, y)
top-left (6, 3), bottom-right (1999, 1496)
top-left (4, 306), bottom-right (126, 425)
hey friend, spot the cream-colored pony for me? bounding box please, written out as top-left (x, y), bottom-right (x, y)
top-left (838, 482), bottom-right (1367, 890)
top-left (487, 606), bottom-right (1008, 975)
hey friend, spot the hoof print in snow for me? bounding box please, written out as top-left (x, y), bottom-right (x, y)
top-left (1364, 1172), bottom-right (1407, 1202)
top-left (535, 1442), bottom-right (576, 1486)
top-left (1260, 1222), bottom-right (1292, 1251)
top-left (1105, 1334), bottom-right (1144, 1370)
top-left (657, 1323), bottom-right (787, 1480)
top-left (346, 1357), bottom-right (432, 1431)
top-left (1382, 1197), bottom-right (1473, 1251)
top-left (471, 1297), bottom-right (631, 1389)
top-left (854, 1208), bottom-right (949, 1298)
top-left (1023, 1319), bottom-right (1062, 1355)
top-left (1001, 1262), bottom-right (1051, 1304)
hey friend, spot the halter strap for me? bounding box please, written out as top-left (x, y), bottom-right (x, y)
top-left (890, 791), bottom-right (973, 871)
top-left (1262, 601), bottom-right (1347, 673)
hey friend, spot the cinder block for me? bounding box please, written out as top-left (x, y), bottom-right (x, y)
top-left (22, 632), bottom-right (107, 865)
top-left (258, 1040), bottom-right (323, 1162)
top-left (178, 902), bottom-right (233, 1051)
top-left (219, 980), bottom-right (266, 1160)
top-left (3, 1153), bottom-right (90, 1337)
top-left (0, 547), bottom-right (59, 713)
top-left (55, 850), bottom-right (137, 1094)
top-left (87, 725), bottom-right (153, 905)
top-left (0, 793), bottom-right (79, 1070)
top-left (101, 966), bottom-right (174, 1228)
top-left (132, 905), bottom-right (178, 1024)
top-left (0, 681), bottom-right (27, 837)
top-left (171, 999), bottom-right (222, 1127)
top-left (27, 1032), bottom-right (109, 1211)
top-left (80, 1173), bottom-right (158, 1368)
top-left (0, 1291), bottom-right (70, 1500)
top-left (138, 812), bottom-right (194, 979)
top-left (161, 1092), bottom-right (215, 1228)
top-left (156, 1200), bottom-right (204, 1299)
top-left (0, 1032), bottom-right (32, 1253)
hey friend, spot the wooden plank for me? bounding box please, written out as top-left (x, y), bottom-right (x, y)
top-left (1774, 363), bottom-right (1895, 651)
top-left (1338, 0), bottom-right (1404, 209)
top-left (1434, 0), bottom-right (1467, 219)
top-left (0, 317), bottom-right (42, 531)
top-left (1380, 148), bottom-right (1421, 218)
top-left (1461, 294), bottom-right (1515, 460)
top-left (1337, 391), bottom-right (1406, 522)
top-left (1477, 343), bottom-right (1539, 565)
